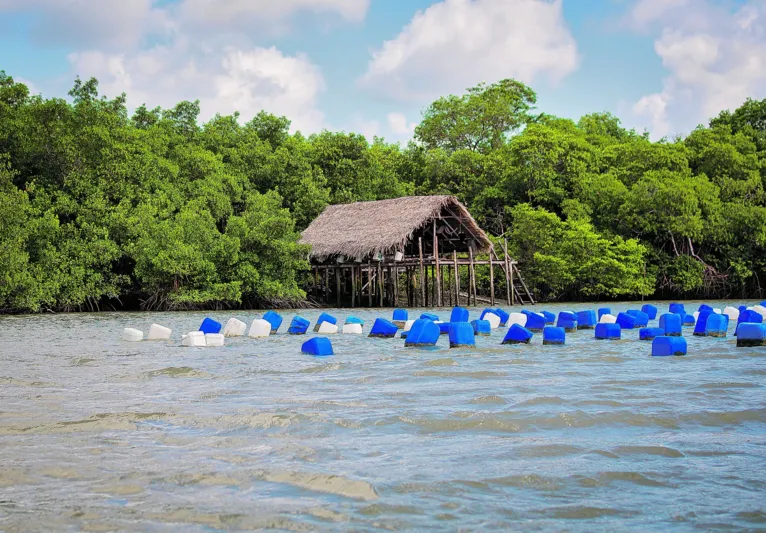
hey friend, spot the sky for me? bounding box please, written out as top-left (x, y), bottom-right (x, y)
top-left (0, 0), bottom-right (764, 142)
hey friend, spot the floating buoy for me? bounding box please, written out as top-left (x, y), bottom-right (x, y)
top-left (438, 322), bottom-right (451, 335)
top-left (659, 313), bottom-right (682, 336)
top-left (738, 309), bottom-right (763, 327)
top-left (288, 316), bottom-right (310, 335)
top-left (147, 324), bottom-right (171, 341)
top-left (543, 326), bottom-right (565, 345)
top-left (502, 324), bottom-right (533, 345)
top-left (616, 312), bottom-right (637, 329)
top-left (369, 318), bottom-right (398, 338)
top-left (595, 323), bottom-right (620, 340)
top-left (626, 310), bottom-right (649, 327)
top-left (448, 322), bottom-right (475, 348)
top-left (669, 303), bottom-right (686, 315)
top-left (576, 310), bottom-right (597, 330)
top-left (693, 310), bottom-right (714, 336)
top-left (542, 311), bottom-right (556, 325)
top-left (599, 314), bottom-right (617, 324)
top-left (302, 337), bottom-right (333, 356)
top-left (342, 323), bottom-right (363, 334)
top-left (704, 313), bottom-right (728, 337)
top-left (199, 318), bottom-right (222, 334)
top-left (641, 304), bottom-right (658, 320)
top-left (262, 311), bottom-right (283, 334)
top-left (450, 307), bottom-right (469, 324)
top-left (205, 333), bottom-right (225, 347)
top-left (698, 304), bottom-right (714, 314)
top-left (482, 312), bottom-right (501, 329)
top-left (597, 307), bottom-right (611, 320)
top-left (181, 331), bottom-right (206, 347)
top-left (122, 328), bottom-right (144, 342)
top-left (313, 313), bottom-right (337, 332)
top-left (405, 319), bottom-right (440, 347)
top-left (493, 308), bottom-right (510, 327)
top-left (754, 305), bottom-right (766, 317)
top-left (506, 312), bottom-right (527, 328)
top-left (420, 313), bottom-right (440, 322)
top-left (723, 306), bottom-right (739, 322)
top-left (248, 319), bottom-right (271, 338)
top-left (639, 327), bottom-right (665, 341)
top-left (472, 319), bottom-right (491, 336)
top-left (652, 336), bottom-right (687, 356)
top-left (317, 321), bottom-right (339, 334)
top-left (392, 309), bottom-right (408, 328)
top-left (736, 323), bottom-right (766, 347)
top-left (525, 312), bottom-right (546, 332)
top-left (223, 318), bottom-right (247, 337)
top-left (345, 316), bottom-right (364, 325)
top-left (682, 313), bottom-right (696, 326)
top-left (556, 311), bottom-right (578, 332)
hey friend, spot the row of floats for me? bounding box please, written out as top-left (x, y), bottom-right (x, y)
top-left (121, 301), bottom-right (766, 357)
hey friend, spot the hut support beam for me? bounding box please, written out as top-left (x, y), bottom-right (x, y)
top-left (489, 258), bottom-right (495, 306)
top-left (433, 222), bottom-right (442, 307)
top-left (453, 251), bottom-right (460, 306)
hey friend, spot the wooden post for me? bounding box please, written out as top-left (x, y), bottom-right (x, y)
top-left (324, 267), bottom-right (330, 304)
top-left (489, 256), bottom-right (495, 306)
top-left (335, 267), bottom-right (341, 307)
top-left (367, 261), bottom-right (372, 307)
top-left (453, 251), bottom-right (460, 306)
top-left (358, 264), bottom-right (363, 306)
top-left (351, 266), bottom-right (355, 308)
top-left (378, 261), bottom-right (383, 307)
top-left (447, 265), bottom-right (453, 307)
top-left (313, 267), bottom-right (318, 300)
top-left (503, 239), bottom-right (512, 305)
top-left (433, 222), bottom-right (442, 307)
top-left (418, 237), bottom-right (425, 307)
top-left (469, 247), bottom-right (477, 307)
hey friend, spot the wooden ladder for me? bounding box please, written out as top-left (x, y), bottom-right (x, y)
top-left (511, 263), bottom-right (535, 305)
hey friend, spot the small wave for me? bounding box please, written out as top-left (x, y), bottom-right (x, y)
top-left (535, 506), bottom-right (638, 519)
top-left (576, 471), bottom-right (674, 488)
top-left (144, 367), bottom-right (210, 378)
top-left (737, 511), bottom-right (766, 524)
top-left (516, 444), bottom-right (584, 458)
top-left (486, 474), bottom-right (563, 491)
top-left (469, 395), bottom-right (507, 405)
top-left (612, 445), bottom-right (685, 458)
top-left (412, 370), bottom-right (507, 378)
top-left (299, 363), bottom-right (343, 373)
top-left (514, 396), bottom-right (566, 407)
top-left (255, 469), bottom-right (379, 501)
top-left (697, 382), bottom-right (759, 389)
top-left (424, 358), bottom-right (459, 367)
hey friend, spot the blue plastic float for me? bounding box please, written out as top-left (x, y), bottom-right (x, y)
top-left (393, 309), bottom-right (408, 321)
top-left (626, 310), bottom-right (649, 327)
top-left (543, 326), bottom-right (565, 345)
top-left (369, 318), bottom-right (398, 338)
top-left (438, 322), bottom-right (451, 335)
top-left (557, 311), bottom-right (578, 332)
top-left (682, 313), bottom-right (696, 326)
top-left (451, 307), bottom-right (469, 323)
top-left (448, 322), bottom-right (475, 348)
top-left (288, 316), bottom-right (310, 335)
top-left (669, 303), bottom-right (686, 315)
top-left (420, 313), bottom-right (440, 322)
top-left (738, 309), bottom-right (763, 327)
top-left (316, 312), bottom-right (337, 325)
top-left (705, 313), bottom-right (728, 337)
top-left (301, 337), bottom-right (333, 356)
top-left (502, 324), bottom-right (533, 345)
top-left (616, 312), bottom-right (637, 329)
top-left (639, 327), bottom-right (665, 341)
top-left (576, 310), bottom-right (597, 329)
top-left (525, 312), bottom-right (546, 332)
top-left (494, 308), bottom-right (510, 326)
top-left (652, 336), bottom-right (687, 356)
top-left (659, 313), bottom-right (682, 336)
top-left (542, 311), bottom-right (556, 324)
top-left (263, 311), bottom-right (283, 333)
top-left (595, 323), bottom-right (621, 340)
top-left (598, 307), bottom-right (611, 320)
top-left (641, 304), bottom-right (658, 320)
top-left (736, 323), bottom-right (766, 347)
top-left (693, 310), bottom-right (714, 336)
top-left (472, 319), bottom-right (492, 336)
top-left (405, 319), bottom-right (440, 347)
top-left (199, 318), bottom-right (222, 334)
top-left (345, 316), bottom-right (364, 325)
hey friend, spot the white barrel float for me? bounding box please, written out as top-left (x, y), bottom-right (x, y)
top-left (248, 319), bottom-right (271, 338)
top-left (723, 306), bottom-right (739, 322)
top-left (403, 320), bottom-right (415, 332)
top-left (317, 321), bottom-right (339, 334)
top-left (483, 312), bottom-right (501, 329)
top-left (599, 314), bottom-right (617, 324)
top-left (342, 323), bottom-right (363, 334)
top-left (122, 328), bottom-right (144, 342)
top-left (147, 324), bottom-right (171, 340)
top-left (506, 312), bottom-right (527, 328)
top-left (205, 333), bottom-right (225, 347)
top-left (754, 305), bottom-right (766, 317)
top-left (182, 331), bottom-right (206, 347)
top-left (223, 318), bottom-right (247, 337)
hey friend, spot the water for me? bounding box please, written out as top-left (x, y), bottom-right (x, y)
top-left (1, 301), bottom-right (765, 532)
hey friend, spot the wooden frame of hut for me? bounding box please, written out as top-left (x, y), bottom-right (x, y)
top-left (300, 195), bottom-right (534, 308)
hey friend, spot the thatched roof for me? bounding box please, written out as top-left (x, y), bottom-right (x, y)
top-left (300, 195), bottom-right (493, 261)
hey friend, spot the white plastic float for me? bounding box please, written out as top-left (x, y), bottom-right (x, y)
top-left (317, 322), bottom-right (339, 334)
top-left (181, 331), bottom-right (206, 347)
top-left (342, 323), bottom-right (363, 334)
top-left (599, 314), bottom-right (617, 324)
top-left (205, 333), bottom-right (225, 347)
top-left (147, 324), bottom-right (171, 340)
top-left (223, 318), bottom-right (247, 337)
top-left (483, 312), bottom-right (501, 329)
top-left (248, 319), bottom-right (271, 338)
top-left (122, 328), bottom-right (144, 342)
top-left (723, 306), bottom-right (740, 322)
top-left (403, 320), bottom-right (415, 332)
top-left (506, 312), bottom-right (527, 328)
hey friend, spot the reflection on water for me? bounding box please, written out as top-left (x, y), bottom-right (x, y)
top-left (1, 301), bottom-right (765, 532)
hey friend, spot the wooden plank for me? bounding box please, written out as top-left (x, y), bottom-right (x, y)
top-left (368, 261), bottom-right (372, 307)
top-left (469, 247), bottom-right (476, 307)
top-left (418, 237), bottom-right (425, 307)
top-left (504, 239), bottom-right (512, 306)
top-left (489, 256), bottom-right (495, 306)
top-left (453, 251), bottom-right (460, 306)
top-left (433, 222), bottom-right (442, 307)
top-left (351, 265), bottom-right (355, 308)
top-left (378, 261), bottom-right (383, 307)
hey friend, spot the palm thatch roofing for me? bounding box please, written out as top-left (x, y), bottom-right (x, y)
top-left (300, 195), bottom-right (493, 261)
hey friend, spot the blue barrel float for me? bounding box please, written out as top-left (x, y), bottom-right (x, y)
top-left (616, 312), bottom-right (637, 330)
top-left (448, 322), bottom-right (475, 348)
top-left (639, 327), bottom-right (665, 341)
top-left (199, 317), bottom-right (222, 334)
top-left (494, 308), bottom-right (510, 327)
top-left (405, 319), bottom-right (440, 347)
top-left (263, 311), bottom-right (283, 334)
top-left (659, 313), bottom-right (682, 336)
top-left (576, 310), bottom-right (597, 330)
top-left (693, 310), bottom-right (714, 336)
top-left (314, 312), bottom-right (337, 332)
top-left (438, 322), bottom-right (451, 335)
top-left (669, 302), bottom-right (686, 315)
top-left (736, 323), bottom-right (766, 347)
top-left (369, 318), bottom-right (398, 338)
top-left (705, 314), bottom-right (728, 337)
top-left (345, 316), bottom-right (364, 325)
top-left (737, 309), bottom-right (763, 329)
top-left (641, 304), bottom-right (658, 320)
top-left (472, 319), bottom-right (492, 336)
top-left (626, 310), bottom-right (649, 327)
top-left (542, 311), bottom-right (555, 325)
top-left (557, 311), bottom-right (578, 332)
top-left (392, 309), bottom-right (408, 328)
top-left (652, 336), bottom-right (687, 356)
top-left (598, 308), bottom-right (611, 320)
top-left (525, 312), bottom-right (546, 332)
top-left (288, 316), bottom-right (310, 335)
top-left (420, 313), bottom-right (440, 322)
top-left (301, 337), bottom-right (333, 356)
top-left (698, 304), bottom-right (714, 314)
top-left (543, 326), bottom-right (565, 345)
top-left (682, 313), bottom-right (696, 326)
top-left (595, 323), bottom-right (621, 340)
top-left (450, 307), bottom-right (469, 323)
top-left (502, 324), bottom-right (533, 345)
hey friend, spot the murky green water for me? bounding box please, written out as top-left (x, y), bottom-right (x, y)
top-left (1, 301), bottom-right (765, 532)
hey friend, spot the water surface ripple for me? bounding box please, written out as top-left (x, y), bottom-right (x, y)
top-left (1, 302), bottom-right (765, 531)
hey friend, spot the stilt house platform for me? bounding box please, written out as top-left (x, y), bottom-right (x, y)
top-left (299, 195), bottom-right (534, 308)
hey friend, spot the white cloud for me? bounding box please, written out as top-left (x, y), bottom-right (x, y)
top-left (359, 0), bottom-right (579, 101)
top-left (387, 112), bottom-right (416, 137)
top-left (68, 42), bottom-right (326, 133)
top-left (629, 0), bottom-right (766, 139)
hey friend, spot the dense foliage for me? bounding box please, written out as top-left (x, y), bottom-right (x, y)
top-left (2, 70), bottom-right (766, 312)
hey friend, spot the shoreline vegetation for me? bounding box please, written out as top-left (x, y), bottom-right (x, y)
top-left (2, 72), bottom-right (766, 314)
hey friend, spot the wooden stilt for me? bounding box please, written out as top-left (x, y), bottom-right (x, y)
top-left (393, 265), bottom-right (399, 307)
top-left (378, 261), bottom-right (383, 307)
top-left (433, 222), bottom-right (442, 307)
top-left (453, 251), bottom-right (460, 306)
top-left (447, 265), bottom-right (453, 307)
top-left (324, 267), bottom-right (330, 304)
top-left (335, 267), bottom-right (341, 307)
top-left (503, 240), bottom-right (512, 306)
top-left (368, 261), bottom-right (372, 307)
top-left (313, 267), bottom-right (318, 300)
top-left (469, 247), bottom-right (476, 307)
top-left (418, 237), bottom-right (425, 307)
top-left (489, 256), bottom-right (495, 306)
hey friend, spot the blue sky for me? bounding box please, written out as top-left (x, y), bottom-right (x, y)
top-left (1, 0), bottom-right (764, 141)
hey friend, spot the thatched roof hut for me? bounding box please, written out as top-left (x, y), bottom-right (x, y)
top-left (300, 195), bottom-right (493, 262)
